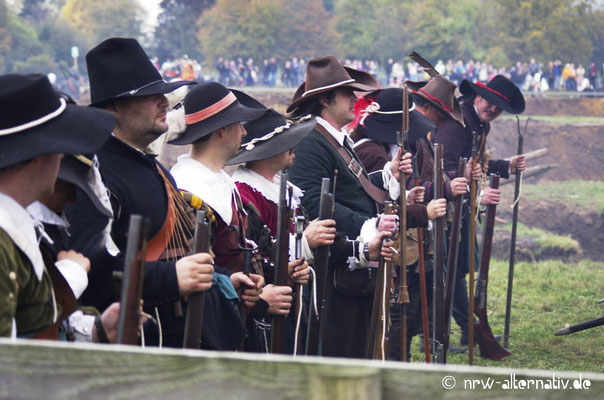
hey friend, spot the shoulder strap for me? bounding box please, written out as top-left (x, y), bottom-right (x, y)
top-left (315, 125), bottom-right (388, 204)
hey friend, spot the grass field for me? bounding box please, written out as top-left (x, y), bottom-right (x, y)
top-left (522, 180), bottom-right (604, 213)
top-left (410, 258), bottom-right (604, 372)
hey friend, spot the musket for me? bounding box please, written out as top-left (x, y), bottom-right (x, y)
top-left (183, 210), bottom-right (211, 349)
top-left (270, 172), bottom-right (292, 354)
top-left (396, 85), bottom-right (410, 362)
top-left (117, 214), bottom-right (150, 345)
top-left (293, 215), bottom-right (306, 356)
top-left (475, 174), bottom-right (511, 360)
top-left (367, 201), bottom-right (395, 360)
top-left (468, 131), bottom-right (479, 365)
top-left (412, 156), bottom-right (431, 362)
top-left (432, 143), bottom-right (446, 363)
top-left (503, 117), bottom-right (529, 348)
top-left (306, 177), bottom-right (335, 356)
top-left (555, 316), bottom-right (604, 335)
top-left (442, 157), bottom-right (467, 363)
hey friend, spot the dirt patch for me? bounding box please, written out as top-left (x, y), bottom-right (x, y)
top-left (524, 97), bottom-right (604, 116)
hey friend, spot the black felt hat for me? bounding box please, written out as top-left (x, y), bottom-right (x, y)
top-left (58, 155), bottom-right (113, 217)
top-left (287, 56), bottom-right (380, 113)
top-left (0, 74), bottom-right (115, 169)
top-left (459, 75), bottom-right (525, 114)
top-left (356, 88), bottom-right (436, 145)
top-left (86, 37), bottom-right (196, 107)
top-left (169, 82), bottom-right (266, 145)
top-left (226, 109), bottom-right (316, 165)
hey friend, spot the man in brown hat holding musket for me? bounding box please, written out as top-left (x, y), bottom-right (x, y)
top-left (287, 56), bottom-right (431, 358)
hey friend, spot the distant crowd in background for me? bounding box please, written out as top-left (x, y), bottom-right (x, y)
top-left (47, 54), bottom-right (604, 101)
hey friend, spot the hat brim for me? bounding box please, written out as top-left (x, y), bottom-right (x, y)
top-left (0, 104), bottom-right (115, 169)
top-left (286, 67), bottom-right (379, 113)
top-left (459, 80), bottom-right (525, 114)
top-left (358, 109), bottom-right (436, 145)
top-left (90, 80), bottom-right (197, 107)
top-left (168, 89), bottom-right (266, 145)
top-left (58, 156), bottom-right (113, 217)
top-left (226, 118), bottom-right (317, 165)
top-left (410, 89), bottom-right (465, 127)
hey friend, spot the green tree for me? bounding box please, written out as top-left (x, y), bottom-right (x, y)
top-left (154, 0), bottom-right (215, 61)
top-left (61, 0), bottom-right (147, 46)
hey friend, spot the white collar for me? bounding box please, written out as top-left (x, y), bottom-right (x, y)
top-left (27, 201), bottom-right (69, 229)
top-left (170, 154), bottom-right (239, 224)
top-left (315, 116), bottom-right (354, 147)
top-left (232, 166), bottom-right (303, 210)
top-left (0, 193), bottom-right (45, 280)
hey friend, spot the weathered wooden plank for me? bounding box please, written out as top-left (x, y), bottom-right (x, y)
top-left (0, 339), bottom-right (602, 400)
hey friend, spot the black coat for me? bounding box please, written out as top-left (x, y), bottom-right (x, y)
top-left (434, 100), bottom-right (510, 179)
top-left (289, 127), bottom-right (427, 358)
top-left (64, 136), bottom-right (245, 349)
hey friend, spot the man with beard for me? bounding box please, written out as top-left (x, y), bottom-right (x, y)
top-left (65, 38), bottom-right (258, 350)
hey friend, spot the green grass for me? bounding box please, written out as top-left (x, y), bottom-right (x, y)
top-left (500, 115), bottom-right (604, 124)
top-left (410, 259), bottom-right (604, 372)
top-left (521, 181), bottom-right (604, 213)
top-left (497, 222), bottom-right (580, 255)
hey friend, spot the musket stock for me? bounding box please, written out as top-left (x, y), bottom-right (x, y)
top-left (306, 177), bottom-right (334, 356)
top-left (183, 210), bottom-right (211, 349)
top-left (475, 175), bottom-right (511, 360)
top-left (117, 214), bottom-right (150, 345)
top-left (270, 172), bottom-right (292, 354)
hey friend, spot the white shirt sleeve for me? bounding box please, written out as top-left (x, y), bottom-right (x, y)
top-left (55, 259), bottom-right (88, 299)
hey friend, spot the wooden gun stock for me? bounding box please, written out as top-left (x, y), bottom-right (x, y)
top-left (117, 214), bottom-right (150, 345)
top-left (183, 210), bottom-right (211, 349)
top-left (270, 172), bottom-right (292, 354)
top-left (475, 175), bottom-right (511, 360)
top-left (306, 178), bottom-right (334, 356)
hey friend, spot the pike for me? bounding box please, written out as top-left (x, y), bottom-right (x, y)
top-left (468, 131), bottom-right (479, 365)
top-left (503, 117), bottom-right (529, 348)
top-left (396, 85), bottom-right (410, 362)
top-left (442, 157), bottom-right (467, 363)
top-left (270, 172), bottom-right (292, 354)
top-left (183, 210), bottom-right (211, 349)
top-left (306, 175), bottom-right (336, 355)
top-left (475, 174), bottom-right (511, 360)
top-left (367, 201), bottom-right (396, 360)
top-left (116, 214), bottom-right (150, 345)
top-left (413, 156), bottom-right (431, 362)
top-left (432, 143), bottom-right (446, 363)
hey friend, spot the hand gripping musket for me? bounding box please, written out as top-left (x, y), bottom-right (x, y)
top-left (442, 157), bottom-right (467, 363)
top-left (396, 86), bottom-right (410, 362)
top-left (306, 176), bottom-right (335, 356)
top-left (367, 201), bottom-right (396, 360)
top-left (503, 117), bottom-right (530, 348)
top-left (293, 215), bottom-right (306, 356)
top-left (432, 143), bottom-right (446, 363)
top-left (183, 210), bottom-right (211, 349)
top-left (412, 156), bottom-right (431, 362)
top-left (270, 172), bottom-right (292, 354)
top-left (117, 214), bottom-right (150, 345)
top-left (475, 174), bottom-right (511, 360)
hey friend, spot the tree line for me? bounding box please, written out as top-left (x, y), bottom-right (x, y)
top-left (1, 0), bottom-right (603, 75)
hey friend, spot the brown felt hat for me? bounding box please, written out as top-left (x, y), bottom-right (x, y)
top-left (286, 56), bottom-right (379, 113)
top-left (405, 76), bottom-right (465, 127)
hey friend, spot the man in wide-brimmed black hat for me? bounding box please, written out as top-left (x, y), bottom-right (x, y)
top-left (0, 74), bottom-right (115, 339)
top-left (64, 38), bottom-right (258, 350)
top-left (169, 82), bottom-right (313, 352)
top-left (287, 56), bottom-right (431, 358)
top-left (433, 74), bottom-right (527, 348)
